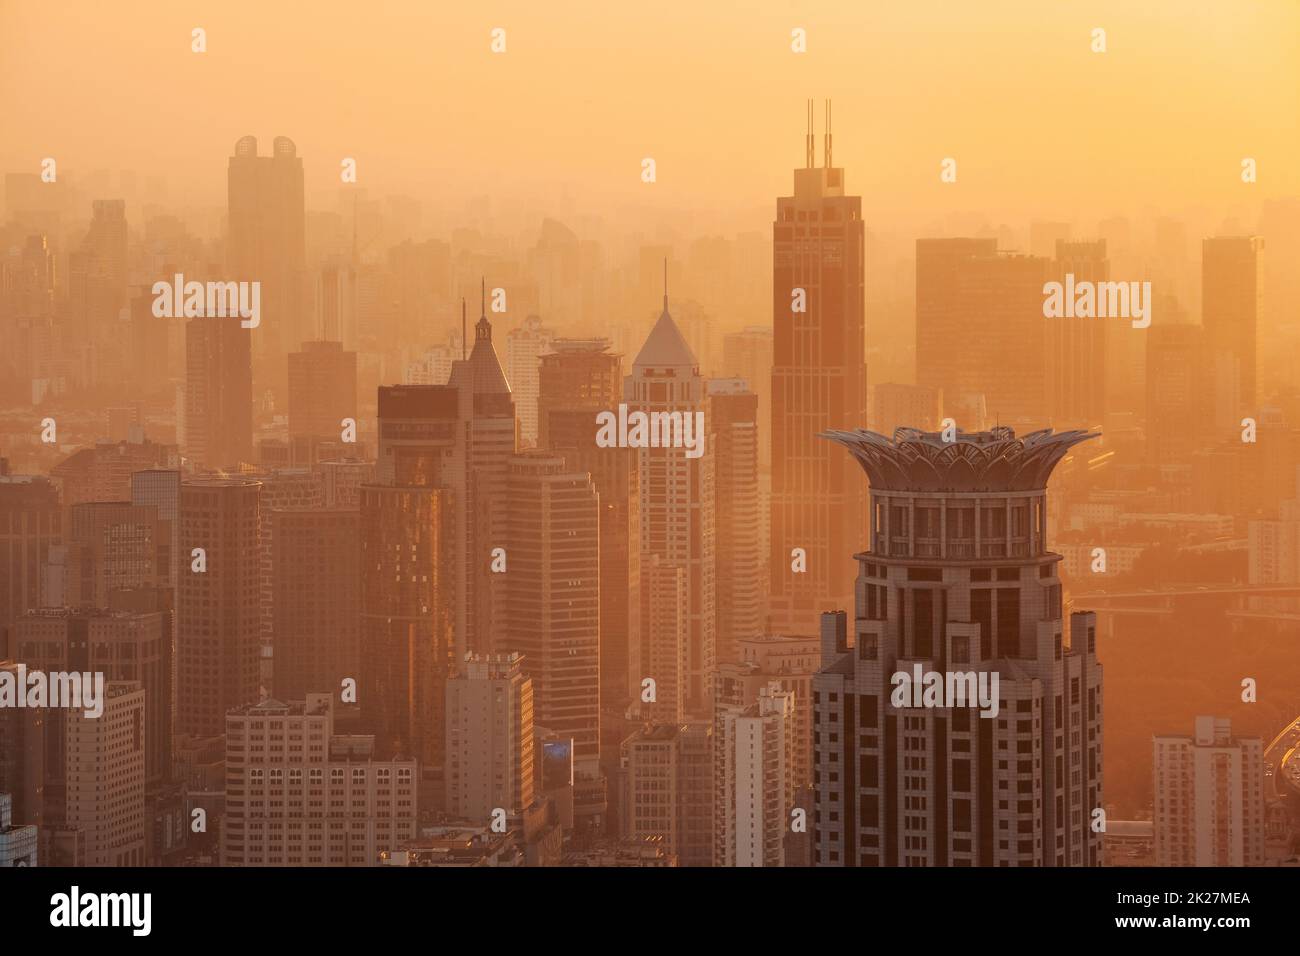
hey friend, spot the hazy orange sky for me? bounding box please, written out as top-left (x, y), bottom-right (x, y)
top-left (2, 0), bottom-right (1297, 230)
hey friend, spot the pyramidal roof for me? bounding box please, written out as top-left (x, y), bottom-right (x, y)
top-left (634, 297), bottom-right (697, 369)
top-left (449, 287), bottom-right (512, 395)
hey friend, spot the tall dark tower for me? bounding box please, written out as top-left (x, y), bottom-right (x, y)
top-left (770, 100), bottom-right (867, 635)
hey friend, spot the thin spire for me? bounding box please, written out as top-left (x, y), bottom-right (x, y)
top-left (461, 298), bottom-right (467, 359)
top-left (805, 98), bottom-right (815, 168)
top-left (824, 99), bottom-right (833, 168)
top-left (662, 257), bottom-right (668, 312)
top-left (480, 277), bottom-right (486, 318)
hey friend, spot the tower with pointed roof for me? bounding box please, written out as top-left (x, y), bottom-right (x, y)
top-left (449, 280), bottom-right (518, 658)
top-left (625, 265), bottom-right (716, 717)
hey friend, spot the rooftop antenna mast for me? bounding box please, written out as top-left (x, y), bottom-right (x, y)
top-left (824, 99), bottom-right (833, 168)
top-left (805, 98), bottom-right (815, 168)
top-left (663, 257), bottom-right (668, 311)
top-left (461, 298), bottom-right (467, 358)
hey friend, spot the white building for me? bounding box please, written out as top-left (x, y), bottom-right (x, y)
top-left (1154, 716), bottom-right (1265, 867)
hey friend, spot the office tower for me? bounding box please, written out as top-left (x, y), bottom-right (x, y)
top-left (250, 468), bottom-right (324, 678)
top-left (0, 661), bottom-right (45, 829)
top-left (812, 426), bottom-right (1103, 867)
top-left (271, 507), bottom-right (359, 702)
top-left (916, 239), bottom-right (1049, 427)
top-left (444, 653), bottom-right (535, 820)
top-left (707, 379), bottom-right (763, 663)
top-left (721, 326), bottom-right (774, 473)
top-left (1145, 324), bottom-right (1211, 465)
top-left (771, 102), bottom-right (867, 636)
top-left (360, 386), bottom-right (458, 769)
top-left (177, 478), bottom-right (262, 737)
top-left (0, 792), bottom-right (38, 866)
top-left (14, 608), bottom-right (170, 786)
top-left (537, 339), bottom-right (638, 713)
top-left (227, 135), bottom-right (306, 369)
top-left (504, 453), bottom-right (601, 765)
top-left (1202, 236), bottom-right (1263, 429)
top-left (639, 556), bottom-right (687, 723)
top-left (62, 501), bottom-right (167, 607)
top-left (1153, 716), bottom-right (1265, 867)
top-left (448, 294), bottom-right (518, 658)
top-left (0, 474), bottom-right (61, 633)
top-left (627, 281), bottom-right (715, 715)
top-left (222, 694), bottom-right (418, 867)
top-left (1046, 240), bottom-right (1109, 429)
top-left (288, 340), bottom-right (357, 446)
top-left (67, 199), bottom-right (128, 347)
top-left (713, 634), bottom-right (819, 790)
top-left (871, 383), bottom-right (943, 436)
top-left (51, 435), bottom-right (178, 507)
top-left (505, 315), bottom-right (554, 448)
top-left (714, 683), bottom-right (796, 867)
top-left (132, 469), bottom-right (181, 587)
top-left (65, 681), bottom-right (146, 867)
top-left (621, 721), bottom-right (713, 866)
top-left (185, 314), bottom-right (253, 469)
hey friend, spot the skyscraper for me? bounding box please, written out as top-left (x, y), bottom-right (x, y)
top-left (1202, 236), bottom-right (1263, 430)
top-left (915, 239), bottom-right (1049, 427)
top-left (707, 379), bottom-right (763, 663)
top-left (812, 426), bottom-right (1103, 867)
top-left (1046, 240), bottom-right (1109, 429)
top-left (0, 474), bottom-right (61, 633)
top-left (770, 101), bottom-right (867, 636)
top-left (448, 292), bottom-right (518, 659)
top-left (505, 315), bottom-right (554, 448)
top-left (227, 135), bottom-right (306, 375)
top-left (537, 339), bottom-right (638, 716)
top-left (503, 453), bottom-right (601, 766)
top-left (177, 478), bottom-right (262, 737)
top-left (627, 278), bottom-right (715, 715)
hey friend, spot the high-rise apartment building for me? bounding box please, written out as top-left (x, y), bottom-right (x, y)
top-left (444, 653), bottom-right (535, 821)
top-left (222, 694), bottom-right (417, 866)
top-left (721, 326), bottom-right (774, 473)
top-left (812, 426), bottom-right (1103, 867)
top-left (707, 379), bottom-right (763, 663)
top-left (770, 102), bottom-right (867, 636)
top-left (185, 315), bottom-right (253, 469)
top-left (177, 478), bottom-right (262, 737)
top-left (1153, 716), bottom-right (1265, 867)
top-left (714, 683), bottom-right (796, 867)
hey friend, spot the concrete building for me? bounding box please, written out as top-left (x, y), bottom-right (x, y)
top-left (714, 683), bottom-right (796, 867)
top-left (444, 653), bottom-right (534, 821)
top-left (1154, 716), bottom-right (1265, 867)
top-left (621, 721), bottom-right (713, 866)
top-left (222, 694), bottom-right (417, 866)
top-left (65, 681), bottom-right (146, 867)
